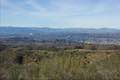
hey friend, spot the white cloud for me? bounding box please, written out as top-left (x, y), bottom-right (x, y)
top-left (0, 0), bottom-right (120, 28)
top-left (1, 0), bottom-right (120, 17)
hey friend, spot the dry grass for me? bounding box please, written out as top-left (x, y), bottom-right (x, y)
top-left (0, 49), bottom-right (120, 80)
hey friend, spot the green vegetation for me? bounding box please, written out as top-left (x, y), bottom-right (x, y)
top-left (0, 44), bottom-right (120, 80)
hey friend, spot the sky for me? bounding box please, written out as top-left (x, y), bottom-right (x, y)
top-left (0, 0), bottom-right (120, 28)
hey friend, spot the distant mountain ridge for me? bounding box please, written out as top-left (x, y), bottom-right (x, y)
top-left (0, 26), bottom-right (120, 45)
top-left (0, 26), bottom-right (120, 34)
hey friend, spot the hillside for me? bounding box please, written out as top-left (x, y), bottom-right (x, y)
top-left (0, 27), bottom-right (120, 80)
top-left (0, 43), bottom-right (120, 80)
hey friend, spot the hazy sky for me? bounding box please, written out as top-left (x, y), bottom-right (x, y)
top-left (0, 0), bottom-right (120, 28)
